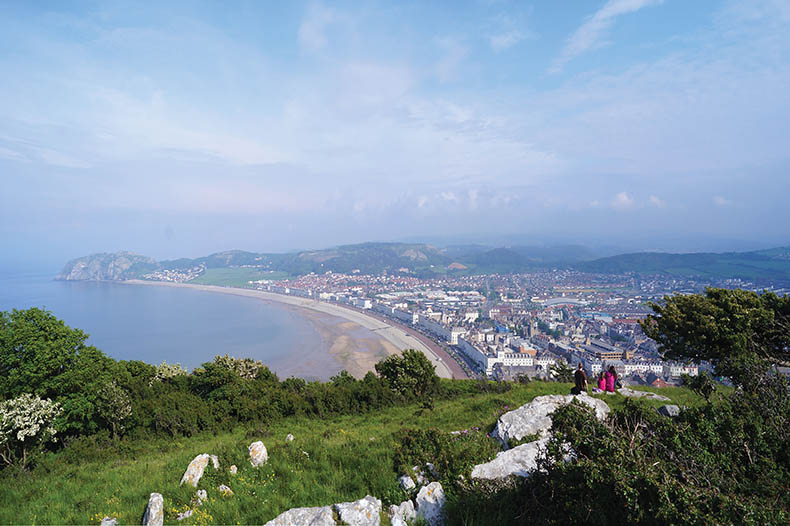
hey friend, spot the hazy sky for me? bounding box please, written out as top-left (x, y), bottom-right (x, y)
top-left (1, 0), bottom-right (789, 264)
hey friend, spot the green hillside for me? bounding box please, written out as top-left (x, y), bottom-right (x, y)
top-left (574, 248), bottom-right (790, 282)
top-left (0, 381), bottom-right (698, 525)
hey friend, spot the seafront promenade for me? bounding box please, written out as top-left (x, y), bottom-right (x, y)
top-left (125, 280), bottom-right (454, 379)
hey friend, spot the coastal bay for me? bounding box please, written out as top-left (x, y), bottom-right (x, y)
top-left (124, 280), bottom-right (454, 379)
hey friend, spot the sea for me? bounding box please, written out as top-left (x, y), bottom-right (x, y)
top-left (0, 265), bottom-right (327, 375)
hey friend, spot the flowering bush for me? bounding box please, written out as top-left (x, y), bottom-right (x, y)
top-left (0, 393), bottom-right (62, 468)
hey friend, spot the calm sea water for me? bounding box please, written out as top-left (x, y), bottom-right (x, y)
top-left (0, 267), bottom-right (326, 374)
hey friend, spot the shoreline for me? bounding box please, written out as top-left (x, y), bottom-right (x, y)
top-left (124, 280), bottom-right (454, 379)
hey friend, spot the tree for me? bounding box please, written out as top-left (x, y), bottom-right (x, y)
top-left (96, 380), bottom-right (132, 439)
top-left (0, 308), bottom-right (115, 435)
top-left (374, 349), bottom-right (439, 399)
top-left (641, 288), bottom-right (790, 386)
top-left (549, 361), bottom-right (574, 383)
top-left (0, 394), bottom-right (61, 468)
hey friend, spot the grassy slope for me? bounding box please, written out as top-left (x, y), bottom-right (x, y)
top-left (0, 382), bottom-right (700, 525)
top-left (188, 268), bottom-right (289, 287)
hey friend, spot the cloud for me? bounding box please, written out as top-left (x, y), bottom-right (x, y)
top-left (612, 191), bottom-right (635, 209)
top-left (489, 30), bottom-right (525, 51)
top-left (648, 195), bottom-right (666, 208)
top-left (298, 3), bottom-right (339, 52)
top-left (551, 0), bottom-right (663, 73)
top-left (713, 195), bottom-right (732, 207)
top-left (435, 37), bottom-right (468, 82)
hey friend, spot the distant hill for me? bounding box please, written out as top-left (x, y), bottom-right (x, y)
top-left (57, 252), bottom-right (158, 281)
top-left (574, 247), bottom-right (790, 283)
top-left (57, 243), bottom-right (790, 284)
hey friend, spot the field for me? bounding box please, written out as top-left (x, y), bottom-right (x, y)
top-left (188, 268), bottom-right (289, 288)
top-left (0, 381), bottom-right (700, 525)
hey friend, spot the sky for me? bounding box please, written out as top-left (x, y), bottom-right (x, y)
top-left (1, 0), bottom-right (789, 265)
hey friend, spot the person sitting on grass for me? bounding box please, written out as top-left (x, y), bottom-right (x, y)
top-left (605, 365), bottom-right (617, 393)
top-left (572, 363), bottom-right (588, 395)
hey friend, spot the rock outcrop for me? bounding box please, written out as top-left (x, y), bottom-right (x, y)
top-left (249, 441), bottom-right (268, 467)
top-left (471, 437), bottom-right (549, 479)
top-left (286, 433), bottom-right (294, 442)
top-left (492, 394), bottom-right (610, 447)
top-left (142, 493), bottom-right (164, 526)
top-left (658, 404), bottom-right (681, 417)
top-left (398, 474), bottom-right (416, 491)
top-left (618, 387), bottom-right (671, 402)
top-left (264, 506), bottom-right (336, 526)
top-left (230, 465), bottom-right (238, 475)
top-left (388, 500), bottom-right (416, 526)
top-left (180, 454), bottom-right (212, 487)
top-left (56, 252), bottom-right (157, 281)
top-left (416, 482), bottom-right (445, 526)
top-left (99, 518), bottom-right (118, 526)
top-left (333, 495), bottom-right (381, 526)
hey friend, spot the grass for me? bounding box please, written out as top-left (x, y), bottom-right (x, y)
top-left (0, 381), bottom-right (701, 525)
top-left (188, 268), bottom-right (289, 288)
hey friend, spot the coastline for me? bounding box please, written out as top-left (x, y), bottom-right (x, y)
top-left (123, 280), bottom-right (454, 379)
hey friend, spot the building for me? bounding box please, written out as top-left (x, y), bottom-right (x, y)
top-left (583, 339), bottom-right (634, 361)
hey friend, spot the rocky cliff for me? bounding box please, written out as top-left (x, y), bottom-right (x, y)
top-left (56, 252), bottom-right (158, 281)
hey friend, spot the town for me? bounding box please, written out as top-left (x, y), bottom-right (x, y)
top-left (232, 268), bottom-right (757, 387)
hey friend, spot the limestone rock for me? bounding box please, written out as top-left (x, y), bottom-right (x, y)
top-left (180, 454), bottom-right (210, 487)
top-left (142, 493), bottom-right (164, 526)
top-left (264, 506), bottom-right (336, 526)
top-left (176, 510), bottom-right (193, 521)
top-left (100, 518), bottom-right (118, 526)
top-left (249, 441), bottom-right (268, 467)
top-left (411, 465), bottom-right (427, 485)
top-left (195, 490), bottom-right (207, 505)
top-left (658, 404), bottom-right (681, 417)
top-left (218, 484), bottom-right (234, 496)
top-left (398, 474), bottom-right (416, 491)
top-left (388, 500), bottom-right (416, 526)
top-left (334, 495), bottom-right (381, 526)
top-left (425, 462), bottom-right (438, 478)
top-left (286, 433), bottom-right (294, 442)
top-left (230, 465), bottom-right (238, 475)
top-left (492, 394), bottom-right (610, 447)
top-left (210, 454), bottom-right (220, 470)
top-left (416, 482), bottom-right (445, 526)
top-left (471, 438), bottom-right (549, 479)
top-left (618, 387), bottom-right (670, 402)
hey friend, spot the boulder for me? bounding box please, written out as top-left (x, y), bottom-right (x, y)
top-left (180, 454), bottom-right (210, 487)
top-left (249, 441), bottom-right (268, 467)
top-left (99, 518), bottom-right (117, 526)
top-left (618, 387), bottom-right (670, 402)
top-left (416, 482), bottom-right (445, 526)
top-left (142, 493), bottom-right (164, 526)
top-left (492, 394), bottom-right (610, 447)
top-left (398, 474), bottom-right (416, 491)
top-left (176, 510), bottom-right (193, 521)
top-left (218, 484), bottom-right (234, 496)
top-left (388, 500), bottom-right (416, 526)
top-left (334, 495), bottom-right (381, 526)
top-left (210, 454), bottom-right (220, 470)
top-left (658, 404), bottom-right (681, 417)
top-left (411, 466), bottom-right (427, 485)
top-left (286, 433), bottom-right (294, 442)
top-left (471, 438), bottom-right (549, 479)
top-left (230, 465), bottom-right (238, 475)
top-left (264, 506), bottom-right (336, 526)
top-left (195, 489), bottom-right (208, 506)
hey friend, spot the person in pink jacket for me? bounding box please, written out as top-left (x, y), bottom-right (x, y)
top-left (597, 372), bottom-right (606, 391)
top-left (604, 365), bottom-right (617, 393)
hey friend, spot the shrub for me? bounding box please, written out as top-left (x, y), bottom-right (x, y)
top-left (0, 393), bottom-right (62, 468)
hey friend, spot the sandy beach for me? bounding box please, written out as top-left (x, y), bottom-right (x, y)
top-left (124, 280), bottom-right (454, 379)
